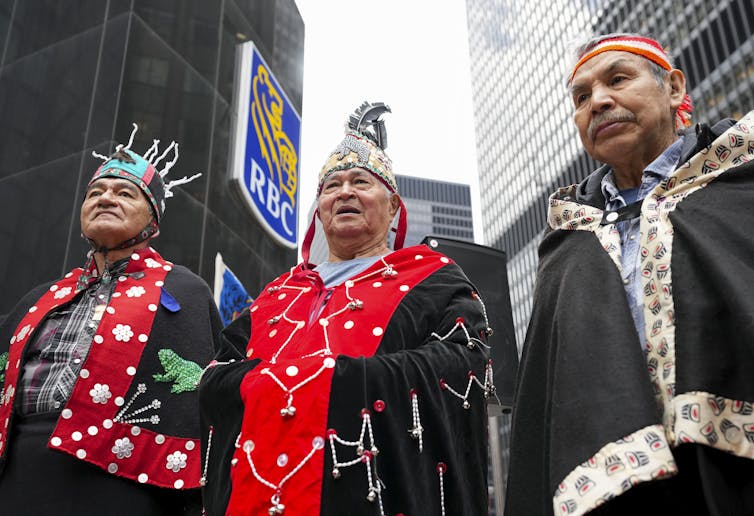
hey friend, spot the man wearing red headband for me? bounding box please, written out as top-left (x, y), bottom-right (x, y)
top-left (507, 33), bottom-right (754, 515)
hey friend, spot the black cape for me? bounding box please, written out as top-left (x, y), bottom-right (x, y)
top-left (506, 118), bottom-right (754, 516)
top-left (199, 257), bottom-right (491, 515)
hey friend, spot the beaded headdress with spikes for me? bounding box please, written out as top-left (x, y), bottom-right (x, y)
top-left (301, 102), bottom-right (408, 265)
top-left (90, 123), bottom-right (202, 222)
top-left (317, 101), bottom-right (396, 194)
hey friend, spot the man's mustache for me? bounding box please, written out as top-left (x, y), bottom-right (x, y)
top-left (588, 111), bottom-right (637, 140)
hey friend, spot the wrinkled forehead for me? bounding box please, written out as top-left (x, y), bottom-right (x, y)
top-left (569, 51), bottom-right (647, 89)
top-left (86, 176), bottom-right (141, 193)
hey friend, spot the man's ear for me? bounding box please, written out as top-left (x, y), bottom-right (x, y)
top-left (668, 68), bottom-right (687, 109)
top-left (389, 193), bottom-right (401, 218)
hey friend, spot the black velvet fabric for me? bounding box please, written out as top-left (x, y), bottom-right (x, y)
top-left (199, 263), bottom-right (490, 515)
top-left (0, 412), bottom-right (200, 516)
top-left (671, 166), bottom-right (754, 400)
top-left (198, 312), bottom-right (259, 515)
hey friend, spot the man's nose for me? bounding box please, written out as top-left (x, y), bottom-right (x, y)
top-left (97, 189), bottom-right (117, 205)
top-left (337, 181), bottom-right (356, 197)
top-left (590, 84), bottom-right (615, 112)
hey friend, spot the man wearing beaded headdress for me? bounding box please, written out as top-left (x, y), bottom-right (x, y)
top-left (198, 102), bottom-right (493, 516)
top-left (0, 124), bottom-right (222, 515)
top-left (506, 33), bottom-right (754, 515)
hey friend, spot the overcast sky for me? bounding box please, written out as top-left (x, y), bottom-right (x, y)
top-left (293, 0), bottom-right (483, 247)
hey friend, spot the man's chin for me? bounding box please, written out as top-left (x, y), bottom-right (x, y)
top-left (84, 228), bottom-right (129, 248)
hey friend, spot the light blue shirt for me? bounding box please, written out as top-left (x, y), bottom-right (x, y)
top-left (600, 136), bottom-right (684, 349)
top-left (314, 255), bottom-right (385, 288)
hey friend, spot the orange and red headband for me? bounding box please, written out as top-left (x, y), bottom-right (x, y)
top-left (569, 36), bottom-right (693, 129)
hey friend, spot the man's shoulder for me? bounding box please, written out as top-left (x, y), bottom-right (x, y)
top-left (163, 263), bottom-right (211, 291)
top-left (13, 280), bottom-right (59, 310)
top-left (0, 280), bottom-right (57, 337)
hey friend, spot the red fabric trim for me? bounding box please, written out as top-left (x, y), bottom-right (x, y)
top-left (393, 199), bottom-right (408, 250)
top-left (300, 209), bottom-right (319, 266)
top-left (226, 245), bottom-right (452, 515)
top-left (0, 248), bottom-right (202, 489)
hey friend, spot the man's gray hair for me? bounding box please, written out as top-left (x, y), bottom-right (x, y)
top-left (567, 32), bottom-right (673, 87)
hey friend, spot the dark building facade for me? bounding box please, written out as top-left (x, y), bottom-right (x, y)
top-left (395, 174), bottom-right (475, 246)
top-left (0, 0), bottom-right (304, 317)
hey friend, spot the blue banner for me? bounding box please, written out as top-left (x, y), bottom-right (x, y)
top-left (214, 253), bottom-right (254, 326)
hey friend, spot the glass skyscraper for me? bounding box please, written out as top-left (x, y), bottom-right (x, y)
top-left (0, 0), bottom-right (305, 316)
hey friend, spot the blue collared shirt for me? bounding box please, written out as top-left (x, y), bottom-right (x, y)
top-left (600, 136), bottom-right (685, 349)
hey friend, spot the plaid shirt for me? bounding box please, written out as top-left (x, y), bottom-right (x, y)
top-left (18, 259), bottom-right (129, 415)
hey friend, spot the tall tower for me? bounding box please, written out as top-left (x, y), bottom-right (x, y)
top-left (0, 1), bottom-right (305, 315)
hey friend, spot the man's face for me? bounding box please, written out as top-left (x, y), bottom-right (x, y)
top-left (570, 51), bottom-right (684, 170)
top-left (317, 167), bottom-right (399, 250)
top-left (80, 177), bottom-right (153, 249)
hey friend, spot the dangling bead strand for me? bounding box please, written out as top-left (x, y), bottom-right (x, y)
top-left (408, 389), bottom-right (423, 452)
top-left (200, 425), bottom-right (213, 486)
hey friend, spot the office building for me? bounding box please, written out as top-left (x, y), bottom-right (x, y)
top-left (395, 174), bottom-right (474, 246)
top-left (0, 0), bottom-right (304, 317)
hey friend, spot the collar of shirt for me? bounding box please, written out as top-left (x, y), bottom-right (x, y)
top-left (88, 256), bottom-right (130, 284)
top-left (600, 135), bottom-right (686, 209)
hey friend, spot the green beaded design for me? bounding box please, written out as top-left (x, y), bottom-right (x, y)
top-left (153, 348), bottom-right (203, 393)
top-left (0, 352), bottom-right (7, 384)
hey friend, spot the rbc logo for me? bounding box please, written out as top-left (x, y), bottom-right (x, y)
top-left (231, 42), bottom-right (301, 248)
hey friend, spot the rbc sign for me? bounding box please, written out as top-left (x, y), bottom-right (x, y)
top-left (229, 41), bottom-right (301, 248)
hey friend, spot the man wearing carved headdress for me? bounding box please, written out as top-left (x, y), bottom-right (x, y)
top-left (199, 102), bottom-right (493, 516)
top-left (0, 126), bottom-right (222, 515)
top-left (506, 34), bottom-right (754, 516)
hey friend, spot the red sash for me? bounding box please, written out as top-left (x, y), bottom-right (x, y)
top-left (227, 246), bottom-right (452, 515)
top-left (0, 247), bottom-right (202, 489)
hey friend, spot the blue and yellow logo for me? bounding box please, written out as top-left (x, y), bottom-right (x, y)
top-left (235, 43), bottom-right (301, 248)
